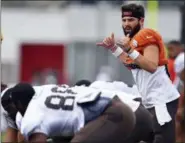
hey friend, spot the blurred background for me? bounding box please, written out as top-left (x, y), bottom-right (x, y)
top-left (1, 0), bottom-right (184, 86)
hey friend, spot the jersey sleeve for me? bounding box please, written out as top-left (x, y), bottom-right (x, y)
top-left (90, 81), bottom-right (106, 89)
top-left (90, 81), bottom-right (119, 91)
top-left (15, 112), bottom-right (23, 130)
top-left (116, 93), bottom-right (140, 112)
top-left (1, 106), bottom-right (17, 130)
top-left (130, 28), bottom-right (162, 49)
top-left (20, 101), bottom-right (48, 140)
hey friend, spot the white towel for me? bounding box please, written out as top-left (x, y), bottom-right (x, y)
top-left (154, 104), bottom-right (172, 126)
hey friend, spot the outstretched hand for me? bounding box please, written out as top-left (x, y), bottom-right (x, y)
top-left (96, 33), bottom-right (116, 50)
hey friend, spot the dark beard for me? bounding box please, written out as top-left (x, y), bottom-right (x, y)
top-left (123, 23), bottom-right (141, 38)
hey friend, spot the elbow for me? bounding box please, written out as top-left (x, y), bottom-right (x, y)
top-left (148, 64), bottom-right (158, 73)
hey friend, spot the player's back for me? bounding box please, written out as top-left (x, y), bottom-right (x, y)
top-left (81, 83), bottom-right (140, 112)
top-left (20, 84), bottom-right (85, 138)
top-left (90, 81), bottom-right (141, 99)
top-left (112, 81), bottom-right (141, 98)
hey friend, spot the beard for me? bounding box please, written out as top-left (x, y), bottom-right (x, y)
top-left (123, 23), bottom-right (141, 38)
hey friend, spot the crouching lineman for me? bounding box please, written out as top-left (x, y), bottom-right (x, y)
top-left (1, 85), bottom-right (46, 142)
top-left (75, 80), bottom-right (154, 143)
top-left (9, 83), bottom-right (136, 143)
top-left (1, 87), bottom-right (25, 142)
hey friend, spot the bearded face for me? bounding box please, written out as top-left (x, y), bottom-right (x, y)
top-left (123, 22), bottom-right (141, 38)
top-left (122, 17), bottom-right (142, 38)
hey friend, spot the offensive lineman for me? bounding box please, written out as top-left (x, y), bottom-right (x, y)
top-left (9, 83), bottom-right (136, 143)
top-left (1, 87), bottom-right (25, 142)
top-left (1, 85), bottom-right (43, 142)
top-left (76, 80), bottom-right (154, 143)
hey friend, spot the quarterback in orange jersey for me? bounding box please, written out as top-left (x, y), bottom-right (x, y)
top-left (97, 3), bottom-right (180, 143)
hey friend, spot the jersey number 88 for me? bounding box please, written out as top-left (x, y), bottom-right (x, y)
top-left (45, 85), bottom-right (76, 111)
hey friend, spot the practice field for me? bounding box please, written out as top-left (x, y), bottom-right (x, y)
top-left (1, 132), bottom-right (5, 142)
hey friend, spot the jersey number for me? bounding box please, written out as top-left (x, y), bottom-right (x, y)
top-left (45, 85), bottom-right (76, 111)
top-left (45, 95), bottom-right (75, 110)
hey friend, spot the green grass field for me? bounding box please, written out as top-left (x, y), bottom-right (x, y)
top-left (1, 132), bottom-right (5, 142)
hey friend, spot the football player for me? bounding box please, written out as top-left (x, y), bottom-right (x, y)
top-left (76, 80), bottom-right (154, 143)
top-left (97, 3), bottom-right (180, 143)
top-left (10, 83), bottom-right (136, 143)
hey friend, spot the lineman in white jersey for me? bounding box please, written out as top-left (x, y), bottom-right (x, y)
top-left (10, 83), bottom-right (135, 143)
top-left (1, 87), bottom-right (25, 142)
top-left (1, 85), bottom-right (48, 142)
top-left (76, 80), bottom-right (154, 143)
top-left (91, 80), bottom-right (141, 99)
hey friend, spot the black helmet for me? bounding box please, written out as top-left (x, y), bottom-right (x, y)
top-left (1, 87), bottom-right (17, 120)
top-left (75, 79), bottom-right (91, 87)
top-left (11, 83), bottom-right (35, 114)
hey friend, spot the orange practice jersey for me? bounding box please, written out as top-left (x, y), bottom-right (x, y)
top-left (124, 28), bottom-right (168, 69)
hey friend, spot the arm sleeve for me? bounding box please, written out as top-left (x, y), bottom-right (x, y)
top-left (130, 28), bottom-right (161, 49)
top-left (1, 106), bottom-right (17, 130)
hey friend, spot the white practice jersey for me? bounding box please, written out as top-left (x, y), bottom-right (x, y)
top-left (90, 81), bottom-right (141, 99)
top-left (1, 106), bottom-right (16, 131)
top-left (112, 81), bottom-right (141, 98)
top-left (20, 84), bottom-right (120, 140)
top-left (19, 84), bottom-right (140, 139)
top-left (131, 66), bottom-right (180, 108)
top-left (1, 88), bottom-right (17, 131)
top-left (1, 86), bottom-right (41, 131)
top-left (15, 112), bottom-right (23, 130)
top-left (20, 84), bottom-right (86, 139)
top-left (89, 81), bottom-right (140, 112)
